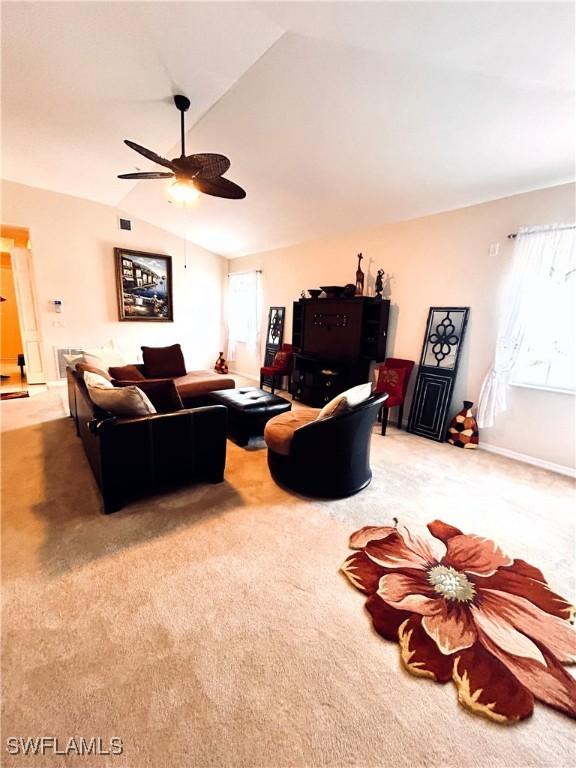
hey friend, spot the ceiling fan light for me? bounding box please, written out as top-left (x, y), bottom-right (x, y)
top-left (168, 180), bottom-right (199, 203)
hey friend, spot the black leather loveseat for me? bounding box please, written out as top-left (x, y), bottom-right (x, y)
top-left (68, 368), bottom-right (228, 513)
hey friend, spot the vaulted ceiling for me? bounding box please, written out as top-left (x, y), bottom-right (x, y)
top-left (2, 2), bottom-right (574, 257)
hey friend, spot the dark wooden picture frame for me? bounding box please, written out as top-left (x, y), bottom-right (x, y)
top-left (114, 248), bottom-right (173, 322)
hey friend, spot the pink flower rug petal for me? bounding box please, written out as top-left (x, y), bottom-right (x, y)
top-left (341, 519), bottom-right (576, 723)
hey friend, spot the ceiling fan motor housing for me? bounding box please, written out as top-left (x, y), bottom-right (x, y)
top-left (173, 94), bottom-right (190, 112)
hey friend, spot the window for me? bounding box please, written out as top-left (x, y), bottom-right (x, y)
top-left (227, 271), bottom-right (262, 360)
top-left (510, 226), bottom-right (576, 393)
top-left (478, 224), bottom-right (575, 428)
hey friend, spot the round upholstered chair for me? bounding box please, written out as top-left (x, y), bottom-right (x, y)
top-left (264, 393), bottom-right (387, 498)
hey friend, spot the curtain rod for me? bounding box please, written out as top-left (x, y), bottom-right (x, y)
top-left (227, 269), bottom-right (262, 276)
top-left (507, 224), bottom-right (576, 239)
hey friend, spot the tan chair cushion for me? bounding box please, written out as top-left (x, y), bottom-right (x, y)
top-left (174, 370), bottom-right (235, 400)
top-left (264, 410), bottom-right (320, 456)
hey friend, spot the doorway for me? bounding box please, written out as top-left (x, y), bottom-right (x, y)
top-left (0, 225), bottom-right (45, 392)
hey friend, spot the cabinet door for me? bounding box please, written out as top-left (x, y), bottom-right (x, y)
top-left (292, 301), bottom-right (304, 351)
top-left (360, 299), bottom-right (390, 361)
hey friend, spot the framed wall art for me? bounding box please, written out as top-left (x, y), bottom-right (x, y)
top-left (114, 248), bottom-right (173, 322)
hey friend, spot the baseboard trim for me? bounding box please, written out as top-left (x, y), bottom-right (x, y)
top-left (480, 442), bottom-right (575, 478)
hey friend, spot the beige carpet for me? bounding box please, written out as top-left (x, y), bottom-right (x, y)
top-left (1, 390), bottom-right (575, 768)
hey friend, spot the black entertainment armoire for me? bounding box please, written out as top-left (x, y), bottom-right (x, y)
top-left (291, 297), bottom-right (390, 407)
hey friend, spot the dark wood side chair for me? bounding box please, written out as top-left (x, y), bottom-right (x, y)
top-left (374, 358), bottom-right (415, 435)
top-left (260, 343), bottom-right (294, 395)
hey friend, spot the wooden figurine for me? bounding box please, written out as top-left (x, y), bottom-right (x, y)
top-left (355, 253), bottom-right (365, 296)
top-left (214, 352), bottom-right (229, 374)
top-left (375, 268), bottom-right (385, 299)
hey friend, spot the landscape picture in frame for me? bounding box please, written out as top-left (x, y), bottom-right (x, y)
top-left (114, 248), bottom-right (173, 322)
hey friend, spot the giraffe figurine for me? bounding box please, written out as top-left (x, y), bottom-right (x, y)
top-left (355, 253), bottom-right (365, 296)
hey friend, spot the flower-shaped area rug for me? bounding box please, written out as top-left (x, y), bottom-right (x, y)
top-left (341, 519), bottom-right (576, 723)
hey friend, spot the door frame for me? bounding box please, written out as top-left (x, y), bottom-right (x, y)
top-left (3, 226), bottom-right (46, 385)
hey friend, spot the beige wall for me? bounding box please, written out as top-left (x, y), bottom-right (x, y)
top-left (229, 183), bottom-right (576, 470)
top-left (1, 180), bottom-right (226, 381)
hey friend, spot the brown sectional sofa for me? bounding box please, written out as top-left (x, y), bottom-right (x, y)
top-left (109, 364), bottom-right (236, 406)
top-left (66, 350), bottom-right (236, 513)
top-left (126, 365), bottom-right (236, 407)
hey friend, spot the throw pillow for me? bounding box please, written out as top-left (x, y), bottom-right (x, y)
top-left (86, 383), bottom-right (156, 417)
top-left (83, 371), bottom-right (114, 389)
top-left (114, 379), bottom-right (183, 414)
top-left (83, 342), bottom-right (126, 370)
top-left (63, 353), bottom-right (85, 368)
top-left (141, 344), bottom-right (186, 378)
top-left (317, 382), bottom-right (373, 420)
top-left (375, 366), bottom-right (406, 399)
top-left (108, 364), bottom-right (145, 381)
top-left (76, 363), bottom-right (112, 381)
top-left (272, 351), bottom-right (289, 369)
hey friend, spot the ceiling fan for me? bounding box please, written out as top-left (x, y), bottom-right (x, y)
top-left (118, 94), bottom-right (246, 200)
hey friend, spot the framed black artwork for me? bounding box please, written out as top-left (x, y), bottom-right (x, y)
top-left (407, 307), bottom-right (469, 441)
top-left (114, 248), bottom-right (173, 322)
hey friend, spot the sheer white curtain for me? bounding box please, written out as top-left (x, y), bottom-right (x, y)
top-left (226, 271), bottom-right (262, 362)
top-left (478, 224), bottom-right (576, 428)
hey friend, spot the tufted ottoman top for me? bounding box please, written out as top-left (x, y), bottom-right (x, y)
top-left (208, 387), bottom-right (291, 417)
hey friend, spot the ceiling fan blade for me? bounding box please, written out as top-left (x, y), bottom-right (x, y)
top-left (124, 140), bottom-right (178, 171)
top-left (194, 177), bottom-right (246, 199)
top-left (188, 153), bottom-right (231, 180)
top-left (118, 172), bottom-right (175, 179)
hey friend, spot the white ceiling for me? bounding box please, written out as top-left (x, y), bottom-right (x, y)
top-left (2, 2), bottom-right (574, 257)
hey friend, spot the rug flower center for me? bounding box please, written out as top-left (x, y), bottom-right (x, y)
top-left (427, 565), bottom-right (475, 602)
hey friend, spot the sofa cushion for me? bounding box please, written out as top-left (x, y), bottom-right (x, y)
top-left (86, 381), bottom-right (156, 417)
top-left (76, 362), bottom-right (112, 381)
top-left (175, 371), bottom-right (235, 400)
top-left (317, 382), bottom-right (373, 420)
top-left (114, 379), bottom-right (184, 414)
top-left (141, 344), bottom-right (186, 378)
top-left (264, 410), bottom-right (319, 456)
top-left (109, 364), bottom-right (146, 381)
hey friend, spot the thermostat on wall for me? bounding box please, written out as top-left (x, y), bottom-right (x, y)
top-left (52, 299), bottom-right (63, 313)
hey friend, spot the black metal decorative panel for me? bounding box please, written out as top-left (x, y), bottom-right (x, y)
top-left (407, 307), bottom-right (469, 441)
top-left (266, 306), bottom-right (285, 347)
top-left (262, 307), bottom-right (285, 386)
top-left (408, 373), bottom-right (454, 440)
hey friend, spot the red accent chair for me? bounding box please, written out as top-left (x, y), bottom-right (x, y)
top-left (260, 344), bottom-right (294, 395)
top-left (374, 358), bottom-right (415, 435)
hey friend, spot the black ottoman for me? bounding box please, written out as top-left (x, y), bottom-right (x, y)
top-left (208, 387), bottom-right (291, 446)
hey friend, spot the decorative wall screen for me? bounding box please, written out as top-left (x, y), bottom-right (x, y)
top-left (407, 307), bottom-right (469, 441)
top-left (261, 307), bottom-right (285, 387)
